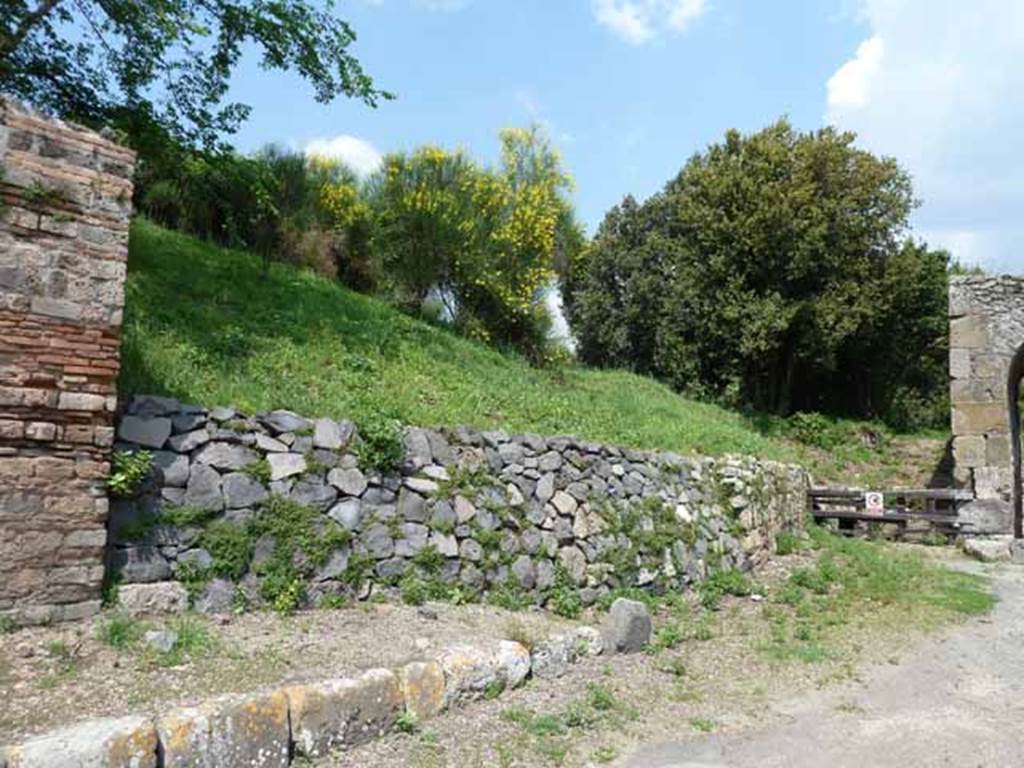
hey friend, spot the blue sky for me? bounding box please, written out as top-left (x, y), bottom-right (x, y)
top-left (228, 0), bottom-right (1024, 272)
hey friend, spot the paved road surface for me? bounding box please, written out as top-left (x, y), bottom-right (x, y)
top-left (622, 561), bottom-right (1024, 768)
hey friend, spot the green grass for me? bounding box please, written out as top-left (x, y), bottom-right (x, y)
top-left (496, 684), bottom-right (637, 766)
top-left (121, 220), bottom-right (800, 461)
top-left (761, 525), bottom-right (996, 663)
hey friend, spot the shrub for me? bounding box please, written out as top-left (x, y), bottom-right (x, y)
top-left (355, 416), bottom-right (404, 472)
top-left (98, 613), bottom-right (145, 649)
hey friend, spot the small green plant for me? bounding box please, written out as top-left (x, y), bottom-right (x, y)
top-left (162, 504), bottom-right (219, 528)
top-left (107, 450), bottom-right (153, 497)
top-left (98, 613), bottom-right (145, 649)
top-left (200, 520), bottom-right (252, 580)
top-left (656, 656), bottom-right (688, 678)
top-left (355, 415), bottom-right (404, 472)
top-left (592, 746), bottom-right (618, 763)
top-left (271, 576), bottom-right (306, 614)
top-left (690, 717), bottom-right (716, 733)
top-left (546, 565), bottom-right (582, 619)
top-left (0, 615), bottom-right (16, 634)
top-left (395, 708), bottom-right (419, 734)
top-left (153, 614), bottom-right (215, 666)
top-left (647, 622), bottom-right (685, 654)
top-left (699, 568), bottom-right (753, 610)
top-left (585, 683), bottom-right (617, 712)
top-left (692, 616), bottom-right (714, 641)
top-left (484, 679), bottom-right (506, 700)
top-left (243, 458), bottom-right (272, 484)
top-left (316, 593), bottom-right (348, 610)
top-left (487, 582), bottom-right (532, 612)
top-left (775, 530), bottom-right (804, 556)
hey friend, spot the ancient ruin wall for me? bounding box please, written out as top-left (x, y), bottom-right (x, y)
top-left (0, 97), bottom-right (135, 623)
top-left (108, 396), bottom-right (809, 613)
top-left (949, 275), bottom-right (1024, 533)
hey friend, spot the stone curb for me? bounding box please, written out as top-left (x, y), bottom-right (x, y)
top-left (0, 622), bottom-right (617, 767)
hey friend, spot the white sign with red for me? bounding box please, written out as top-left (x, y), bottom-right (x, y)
top-left (864, 491), bottom-right (885, 516)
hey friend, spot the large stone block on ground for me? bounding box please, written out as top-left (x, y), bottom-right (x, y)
top-left (436, 641), bottom-right (530, 707)
top-left (156, 690), bottom-right (289, 768)
top-left (116, 582), bottom-right (188, 615)
top-left (284, 668), bottom-right (403, 758)
top-left (962, 535), bottom-right (1013, 562)
top-left (4, 715), bottom-right (157, 767)
top-left (398, 661), bottom-right (446, 721)
top-left (959, 499), bottom-right (1012, 534)
top-left (600, 598), bottom-right (652, 654)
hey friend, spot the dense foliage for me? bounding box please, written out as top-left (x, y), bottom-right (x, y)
top-left (367, 127), bottom-right (583, 361)
top-left (562, 119), bottom-right (951, 429)
top-left (0, 0), bottom-right (389, 146)
top-left (138, 126), bottom-right (582, 363)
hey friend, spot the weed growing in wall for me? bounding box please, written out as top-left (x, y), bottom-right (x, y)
top-left (107, 450), bottom-right (154, 497)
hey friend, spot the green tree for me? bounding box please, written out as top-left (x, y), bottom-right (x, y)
top-left (564, 118), bottom-right (948, 426)
top-left (1, 0), bottom-right (390, 146)
top-left (367, 126), bottom-right (583, 362)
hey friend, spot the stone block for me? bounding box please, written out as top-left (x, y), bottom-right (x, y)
top-left (267, 452), bottom-right (305, 481)
top-left (951, 402), bottom-right (1007, 436)
top-left (962, 535), bottom-right (1013, 562)
top-left (156, 690), bottom-right (290, 768)
top-left (116, 582), bottom-right (188, 615)
top-left (25, 423), bottom-right (56, 442)
top-left (949, 348), bottom-right (971, 379)
top-left (949, 314), bottom-right (989, 348)
top-left (398, 661), bottom-right (446, 721)
top-left (436, 641), bottom-right (529, 707)
top-left (285, 669), bottom-right (402, 757)
top-left (959, 499), bottom-right (1012, 534)
top-left (600, 598), bottom-right (652, 654)
top-left (975, 466), bottom-right (1012, 500)
top-left (4, 715), bottom-right (157, 767)
top-left (117, 416), bottom-right (171, 449)
top-left (952, 435), bottom-right (986, 468)
top-left (987, 434), bottom-right (1011, 466)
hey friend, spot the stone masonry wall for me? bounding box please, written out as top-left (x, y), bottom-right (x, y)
top-left (108, 396), bottom-right (809, 614)
top-left (949, 276), bottom-right (1024, 534)
top-left (0, 97), bottom-right (135, 623)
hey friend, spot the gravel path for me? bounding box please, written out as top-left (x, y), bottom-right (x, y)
top-left (622, 560), bottom-right (1024, 768)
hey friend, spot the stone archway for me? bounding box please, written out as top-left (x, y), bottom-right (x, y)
top-left (949, 276), bottom-right (1024, 535)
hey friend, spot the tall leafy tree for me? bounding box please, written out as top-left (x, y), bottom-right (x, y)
top-left (1, 0), bottom-right (390, 146)
top-left (564, 118), bottom-right (949, 425)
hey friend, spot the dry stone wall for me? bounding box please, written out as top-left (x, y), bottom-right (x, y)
top-left (109, 396), bottom-right (809, 613)
top-left (0, 97), bottom-right (134, 624)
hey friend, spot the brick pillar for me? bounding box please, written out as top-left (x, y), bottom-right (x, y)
top-left (0, 97), bottom-right (135, 624)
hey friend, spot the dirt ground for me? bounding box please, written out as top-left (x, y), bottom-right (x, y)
top-left (1, 545), bottom-right (998, 768)
top-left (623, 557), bottom-right (1023, 768)
top-left (0, 600), bottom-right (575, 743)
top-left (314, 548), bottom-right (996, 768)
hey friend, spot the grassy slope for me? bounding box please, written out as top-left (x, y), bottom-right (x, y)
top-left (121, 220), bottom-right (947, 482)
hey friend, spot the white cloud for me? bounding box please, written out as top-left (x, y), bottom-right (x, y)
top-left (825, 1), bottom-right (1024, 272)
top-left (593, 0), bottom-right (708, 45)
top-left (825, 35), bottom-right (883, 114)
top-left (304, 135), bottom-right (383, 176)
